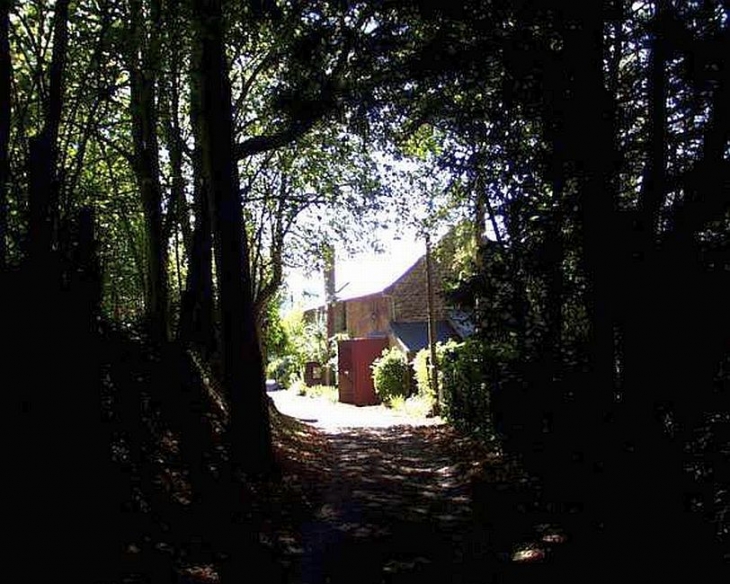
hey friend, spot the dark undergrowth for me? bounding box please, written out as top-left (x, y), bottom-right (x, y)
top-left (4, 258), bottom-right (728, 583)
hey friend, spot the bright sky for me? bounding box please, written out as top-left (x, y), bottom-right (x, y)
top-left (282, 149), bottom-right (455, 311)
top-left (285, 226), bottom-right (426, 310)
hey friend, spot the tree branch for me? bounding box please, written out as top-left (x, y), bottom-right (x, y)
top-left (235, 116), bottom-right (321, 159)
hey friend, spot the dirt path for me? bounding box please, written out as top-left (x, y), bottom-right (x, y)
top-left (268, 390), bottom-right (445, 429)
top-left (267, 392), bottom-right (565, 584)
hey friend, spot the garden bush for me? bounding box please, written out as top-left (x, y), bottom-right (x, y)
top-left (412, 348), bottom-right (432, 398)
top-left (266, 355), bottom-right (299, 388)
top-left (371, 347), bottom-right (409, 406)
top-left (439, 339), bottom-right (494, 439)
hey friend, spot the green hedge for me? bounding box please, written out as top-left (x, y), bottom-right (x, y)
top-left (438, 339), bottom-right (493, 439)
top-left (371, 347), bottom-right (409, 406)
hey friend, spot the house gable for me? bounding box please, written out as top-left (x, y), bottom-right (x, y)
top-left (317, 225), bottom-right (472, 350)
top-left (341, 292), bottom-right (391, 339)
top-left (383, 255), bottom-right (450, 323)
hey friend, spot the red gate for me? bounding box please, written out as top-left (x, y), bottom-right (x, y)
top-left (337, 337), bottom-right (389, 406)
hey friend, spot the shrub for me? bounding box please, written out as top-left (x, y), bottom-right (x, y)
top-left (412, 348), bottom-right (433, 398)
top-left (411, 348), bottom-right (438, 416)
top-left (439, 339), bottom-right (494, 439)
top-left (288, 379), bottom-right (338, 402)
top-left (371, 347), bottom-right (409, 406)
top-left (266, 355), bottom-right (299, 388)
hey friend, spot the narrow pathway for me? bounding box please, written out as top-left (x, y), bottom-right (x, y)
top-left (268, 392), bottom-right (564, 584)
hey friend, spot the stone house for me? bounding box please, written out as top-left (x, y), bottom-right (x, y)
top-left (306, 231), bottom-right (474, 360)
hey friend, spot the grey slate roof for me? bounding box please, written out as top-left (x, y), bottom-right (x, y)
top-left (390, 320), bottom-right (458, 353)
top-left (447, 309), bottom-right (476, 339)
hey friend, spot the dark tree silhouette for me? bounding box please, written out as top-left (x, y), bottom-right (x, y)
top-left (2, 1), bottom-right (728, 581)
top-left (191, 0), bottom-right (272, 476)
top-left (0, 0), bottom-right (9, 268)
top-left (128, 0), bottom-right (169, 342)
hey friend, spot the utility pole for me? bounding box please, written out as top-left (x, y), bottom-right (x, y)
top-left (323, 242), bottom-right (335, 385)
top-left (425, 233), bottom-right (441, 412)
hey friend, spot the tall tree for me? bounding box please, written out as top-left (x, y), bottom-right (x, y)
top-left (192, 0), bottom-right (272, 475)
top-left (178, 41), bottom-right (216, 356)
top-left (0, 0), bottom-right (10, 268)
top-left (364, 1), bottom-right (729, 572)
top-left (128, 0), bottom-right (168, 341)
top-left (27, 0), bottom-right (69, 264)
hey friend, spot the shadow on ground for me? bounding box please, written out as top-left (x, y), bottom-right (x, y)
top-left (269, 403), bottom-right (568, 584)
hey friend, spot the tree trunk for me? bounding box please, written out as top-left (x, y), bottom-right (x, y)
top-left (425, 234), bottom-right (440, 409)
top-left (621, 0), bottom-right (671, 438)
top-left (543, 164), bottom-right (564, 377)
top-left (19, 2), bottom-right (99, 578)
top-left (555, 5), bottom-right (619, 454)
top-left (540, 40), bottom-right (568, 382)
top-left (637, 0), bottom-right (668, 243)
top-left (0, 2), bottom-right (10, 268)
top-left (544, 3), bottom-right (624, 568)
top-left (178, 157), bottom-right (216, 356)
top-left (618, 0), bottom-right (669, 419)
top-left (190, 1), bottom-right (276, 580)
top-left (192, 0), bottom-right (272, 476)
top-left (161, 19), bottom-right (193, 259)
top-left (553, 5), bottom-right (725, 576)
top-left (130, 0), bottom-right (168, 342)
top-left (27, 0), bottom-right (69, 265)
top-left (178, 34), bottom-right (216, 357)
top-left (251, 211), bottom-right (285, 366)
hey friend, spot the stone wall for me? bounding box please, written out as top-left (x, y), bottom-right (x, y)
top-left (324, 228), bottom-right (462, 339)
top-left (384, 256), bottom-right (449, 323)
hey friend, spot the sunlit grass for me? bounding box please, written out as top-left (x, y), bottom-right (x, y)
top-left (288, 380), bottom-right (339, 402)
top-left (385, 392), bottom-right (437, 418)
top-left (387, 394), bottom-right (406, 409)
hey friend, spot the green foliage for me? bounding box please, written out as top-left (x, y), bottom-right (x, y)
top-left (403, 394), bottom-right (435, 418)
top-left (371, 347), bottom-right (409, 406)
top-left (398, 123), bottom-right (444, 161)
top-left (262, 296), bottom-right (305, 387)
top-left (302, 311), bottom-right (331, 366)
top-left (439, 339), bottom-right (493, 440)
top-left (388, 394), bottom-right (406, 411)
top-left (412, 348), bottom-right (433, 399)
top-left (411, 347), bottom-right (440, 417)
top-left (271, 305), bottom-right (344, 385)
top-left (277, 306), bottom-right (309, 370)
top-left (265, 355), bottom-right (299, 388)
top-left (262, 294), bottom-right (289, 358)
top-left (434, 221), bottom-right (479, 287)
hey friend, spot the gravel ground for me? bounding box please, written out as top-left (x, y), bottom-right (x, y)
top-left (264, 389), bottom-right (563, 584)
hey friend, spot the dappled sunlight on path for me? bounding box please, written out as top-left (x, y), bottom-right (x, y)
top-left (268, 392), bottom-right (567, 584)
